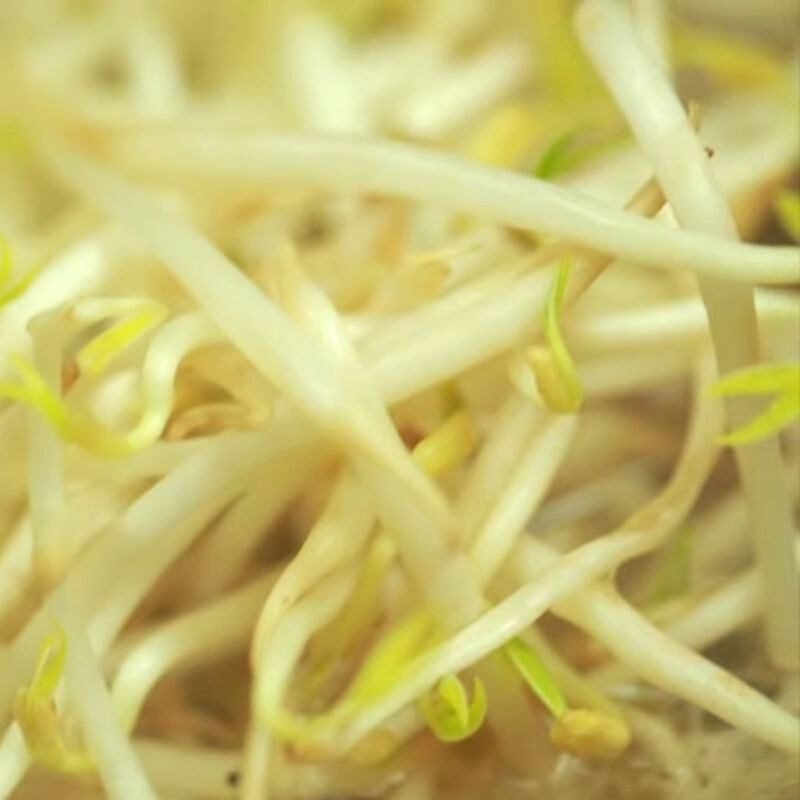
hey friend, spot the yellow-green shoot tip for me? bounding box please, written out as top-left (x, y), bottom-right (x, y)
top-left (419, 674), bottom-right (487, 743)
top-left (713, 363), bottom-right (800, 446)
top-left (14, 627), bottom-right (94, 775)
top-left (528, 260), bottom-right (584, 414)
top-left (503, 636), bottom-right (568, 720)
top-left (76, 301), bottom-right (167, 376)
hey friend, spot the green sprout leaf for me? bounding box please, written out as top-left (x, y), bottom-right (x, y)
top-left (265, 610), bottom-right (439, 748)
top-left (530, 261), bottom-right (584, 414)
top-left (76, 301), bottom-right (167, 376)
top-left (0, 355), bottom-right (153, 458)
top-left (775, 190), bottom-right (800, 242)
top-left (14, 627), bottom-right (94, 775)
top-left (0, 356), bottom-right (72, 436)
top-left (504, 637), bottom-right (630, 762)
top-left (712, 363), bottom-right (800, 446)
top-left (534, 128), bottom-right (625, 180)
top-left (419, 674), bottom-right (487, 743)
top-left (28, 628), bottom-right (68, 701)
top-left (345, 611), bottom-right (438, 707)
top-left (503, 636), bottom-right (568, 719)
top-left (535, 129), bottom-right (585, 179)
top-left (0, 297), bottom-right (171, 457)
top-left (305, 534), bottom-right (397, 694)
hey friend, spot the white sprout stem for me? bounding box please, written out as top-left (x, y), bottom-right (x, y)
top-left (103, 128), bottom-right (800, 283)
top-left (251, 470), bottom-right (375, 663)
top-left (694, 465), bottom-right (799, 576)
top-left (310, 426), bottom-right (716, 749)
top-left (572, 290), bottom-right (799, 355)
top-left (240, 725), bottom-right (272, 800)
top-left (255, 254), bottom-right (547, 767)
top-left (87, 459), bottom-right (259, 654)
top-left (576, 0), bottom-right (800, 669)
top-left (0, 474), bottom-right (241, 783)
top-left (470, 414), bottom-right (578, 586)
top-left (0, 488), bottom-right (126, 624)
top-left (556, 584), bottom-right (799, 753)
top-left (15, 180), bottom-right (711, 521)
top-left (26, 311), bottom-right (64, 582)
top-left (454, 394), bottom-right (542, 544)
top-left (266, 250), bottom-right (488, 628)
top-left (71, 427), bottom-right (305, 482)
top-left (121, 312), bottom-right (223, 447)
top-left (46, 147), bottom-right (479, 610)
top-left (0, 517), bottom-right (33, 623)
top-left (629, 0), bottom-right (670, 72)
top-left (535, 460), bottom-right (655, 537)
top-left (340, 528), bottom-right (708, 747)
top-left (264, 240), bottom-right (563, 766)
top-left (267, 249), bottom-right (470, 591)
top-left (304, 360), bottom-right (722, 750)
top-left (0, 230), bottom-right (117, 360)
top-left (185, 458), bottom-right (314, 603)
top-left (392, 42), bottom-right (529, 139)
top-left (111, 568), bottom-right (282, 731)
top-left (591, 567), bottom-right (763, 688)
top-left (278, 9), bottom-right (370, 134)
top-left (663, 569), bottom-right (761, 652)
top-left (357, 263), bottom-right (522, 360)
top-left (55, 595), bottom-right (159, 800)
top-left (43, 148), bottom-right (388, 446)
top-left (363, 177), bottom-right (663, 399)
top-left (579, 348), bottom-right (691, 397)
top-left (23, 313), bottom-right (157, 799)
top-left (256, 567), bottom-right (359, 733)
top-left (508, 530), bottom-right (800, 754)
top-left (121, 0), bottom-right (185, 114)
top-left (78, 274), bottom-right (572, 496)
top-left (657, 534), bottom-right (800, 655)
top-left (0, 433), bottom-right (271, 727)
top-left (63, 309), bottom-right (223, 453)
top-left (369, 268), bottom-right (553, 402)
top-left (0, 725), bottom-right (29, 800)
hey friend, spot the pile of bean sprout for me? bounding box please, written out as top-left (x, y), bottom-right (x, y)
top-left (0, 1), bottom-right (798, 799)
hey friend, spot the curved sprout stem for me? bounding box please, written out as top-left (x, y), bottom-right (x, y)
top-left (19, 306), bottom-right (158, 799)
top-left (45, 146), bottom-right (489, 627)
top-left (0, 6), bottom-right (797, 795)
top-left (469, 414), bottom-right (577, 586)
top-left (62, 130), bottom-right (800, 283)
top-left (576, 0), bottom-right (800, 669)
top-left (269, 357), bottom-right (724, 753)
top-left (111, 568), bottom-right (281, 732)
